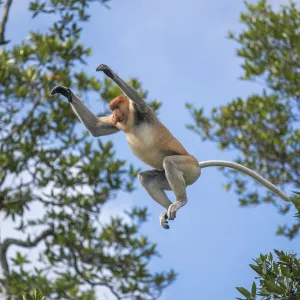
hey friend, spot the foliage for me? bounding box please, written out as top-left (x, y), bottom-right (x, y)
top-left (0, 1), bottom-right (173, 299)
top-left (187, 0), bottom-right (300, 238)
top-left (22, 288), bottom-right (45, 300)
top-left (291, 192), bottom-right (300, 219)
top-left (236, 250), bottom-right (300, 300)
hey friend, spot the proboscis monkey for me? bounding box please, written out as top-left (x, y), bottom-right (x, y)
top-left (51, 64), bottom-right (291, 229)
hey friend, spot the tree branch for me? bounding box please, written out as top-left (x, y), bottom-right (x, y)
top-left (0, 197), bottom-right (31, 211)
top-left (70, 248), bottom-right (121, 300)
top-left (0, 0), bottom-right (12, 45)
top-left (0, 228), bottom-right (54, 277)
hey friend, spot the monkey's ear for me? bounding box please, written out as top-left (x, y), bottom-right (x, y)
top-left (51, 86), bottom-right (73, 103)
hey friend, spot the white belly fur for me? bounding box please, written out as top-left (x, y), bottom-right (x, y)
top-left (125, 124), bottom-right (166, 170)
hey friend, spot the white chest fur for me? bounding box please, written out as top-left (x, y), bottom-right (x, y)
top-left (126, 124), bottom-right (155, 152)
top-left (125, 124), bottom-right (165, 169)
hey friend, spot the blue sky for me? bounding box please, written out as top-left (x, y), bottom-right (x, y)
top-left (1, 0), bottom-right (298, 299)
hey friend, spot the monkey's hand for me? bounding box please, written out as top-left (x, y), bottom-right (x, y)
top-left (112, 113), bottom-right (118, 126)
top-left (96, 64), bottom-right (114, 79)
top-left (159, 211), bottom-right (170, 229)
top-left (51, 86), bottom-right (73, 103)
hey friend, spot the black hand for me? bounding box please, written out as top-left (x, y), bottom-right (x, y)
top-left (51, 86), bottom-right (73, 103)
top-left (96, 64), bottom-right (114, 79)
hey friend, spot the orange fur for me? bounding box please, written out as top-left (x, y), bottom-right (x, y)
top-left (109, 94), bottom-right (197, 170)
top-left (109, 95), bottom-right (130, 126)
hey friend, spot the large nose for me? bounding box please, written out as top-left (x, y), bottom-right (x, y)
top-left (109, 104), bottom-right (118, 110)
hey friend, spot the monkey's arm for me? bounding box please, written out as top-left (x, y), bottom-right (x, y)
top-left (51, 86), bottom-right (120, 137)
top-left (96, 64), bottom-right (150, 112)
top-left (198, 160), bottom-right (291, 202)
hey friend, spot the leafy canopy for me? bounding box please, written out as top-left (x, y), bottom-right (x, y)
top-left (236, 250), bottom-right (300, 300)
top-left (0, 1), bottom-right (174, 299)
top-left (187, 0), bottom-right (300, 239)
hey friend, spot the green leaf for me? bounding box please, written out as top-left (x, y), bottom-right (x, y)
top-left (274, 249), bottom-right (282, 257)
top-left (236, 287), bottom-right (252, 298)
top-left (265, 280), bottom-right (283, 294)
top-left (251, 282), bottom-right (256, 297)
top-left (249, 264), bottom-right (263, 275)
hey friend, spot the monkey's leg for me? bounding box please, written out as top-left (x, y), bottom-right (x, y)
top-left (163, 155), bottom-right (201, 220)
top-left (138, 170), bottom-right (173, 229)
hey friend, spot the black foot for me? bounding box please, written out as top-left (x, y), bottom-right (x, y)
top-left (51, 86), bottom-right (72, 103)
top-left (96, 64), bottom-right (114, 79)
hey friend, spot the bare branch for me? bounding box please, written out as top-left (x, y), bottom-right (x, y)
top-left (0, 169), bottom-right (6, 186)
top-left (2, 228), bottom-right (54, 249)
top-left (0, 228), bottom-right (54, 277)
top-left (0, 0), bottom-right (12, 45)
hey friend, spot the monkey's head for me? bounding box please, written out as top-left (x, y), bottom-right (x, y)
top-left (109, 95), bottom-right (129, 125)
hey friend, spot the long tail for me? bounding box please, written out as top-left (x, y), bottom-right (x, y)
top-left (198, 160), bottom-right (291, 202)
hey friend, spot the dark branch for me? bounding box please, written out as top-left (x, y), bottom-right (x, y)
top-left (70, 249), bottom-right (121, 300)
top-left (0, 197), bottom-right (31, 211)
top-left (0, 228), bottom-right (54, 277)
top-left (0, 169), bottom-right (6, 186)
top-left (0, 0), bottom-right (12, 45)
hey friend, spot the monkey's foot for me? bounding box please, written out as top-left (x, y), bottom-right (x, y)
top-left (96, 64), bottom-right (114, 79)
top-left (160, 211), bottom-right (170, 229)
top-left (167, 200), bottom-right (186, 220)
top-left (51, 86), bottom-right (72, 103)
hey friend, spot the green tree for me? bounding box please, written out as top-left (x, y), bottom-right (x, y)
top-left (237, 250), bottom-right (300, 300)
top-left (237, 192), bottom-right (300, 299)
top-left (187, 0), bottom-right (300, 298)
top-left (187, 0), bottom-right (300, 239)
top-left (0, 1), bottom-right (174, 299)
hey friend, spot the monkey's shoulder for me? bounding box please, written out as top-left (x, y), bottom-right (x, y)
top-left (130, 101), bottom-right (156, 126)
